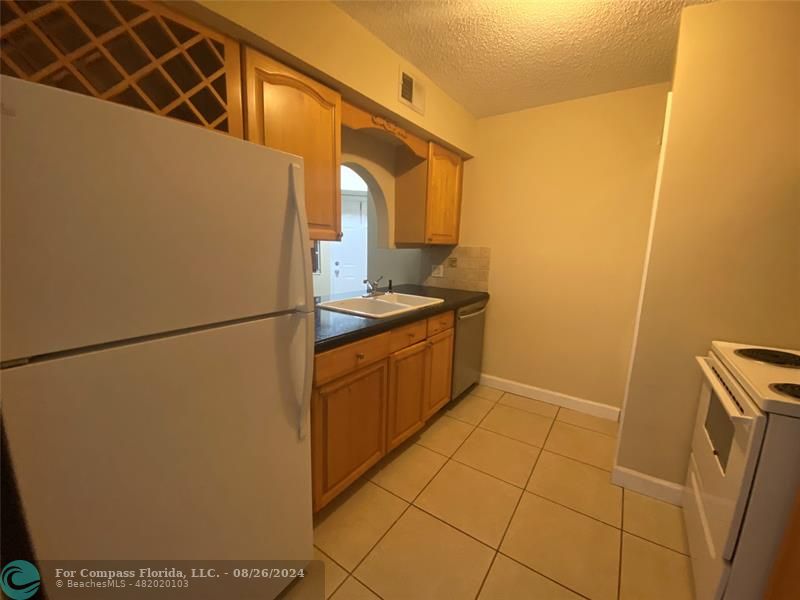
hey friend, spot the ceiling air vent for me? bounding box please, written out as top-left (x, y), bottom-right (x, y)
top-left (398, 69), bottom-right (425, 115)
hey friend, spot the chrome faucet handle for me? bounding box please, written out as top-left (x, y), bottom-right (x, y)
top-left (363, 276), bottom-right (384, 296)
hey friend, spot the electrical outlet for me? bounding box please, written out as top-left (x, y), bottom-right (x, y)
top-left (431, 265), bottom-right (444, 278)
top-left (447, 257), bottom-right (458, 268)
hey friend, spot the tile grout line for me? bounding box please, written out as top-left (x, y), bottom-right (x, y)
top-left (463, 393), bottom-right (513, 600)
top-left (426, 391), bottom-right (620, 462)
top-left (315, 390), bottom-right (496, 598)
top-left (346, 403), bottom-right (487, 598)
top-left (373, 411), bottom-right (647, 562)
top-left (473, 551), bottom-right (499, 600)
top-left (496, 393), bottom-right (618, 438)
top-left (476, 406), bottom-right (560, 596)
top-left (474, 406), bottom-right (588, 600)
top-left (450, 390), bottom-right (618, 441)
top-left (449, 420), bottom-right (618, 473)
top-left (499, 405), bottom-right (609, 600)
top-left (523, 489), bottom-right (621, 529)
top-left (455, 423), bottom-right (617, 473)
top-left (621, 530), bottom-right (691, 558)
top-left (373, 443), bottom-right (635, 547)
top-left (448, 453), bottom-right (537, 490)
top-left (532, 446), bottom-right (615, 473)
top-left (313, 545), bottom-right (351, 598)
top-left (348, 575), bottom-right (385, 600)
top-left (496, 551), bottom-right (593, 600)
top-left (365, 398), bottom-right (502, 596)
top-left (319, 389), bottom-right (633, 599)
top-left (555, 418), bottom-right (619, 439)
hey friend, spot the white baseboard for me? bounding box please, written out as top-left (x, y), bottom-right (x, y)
top-left (612, 465), bottom-right (684, 506)
top-left (479, 373), bottom-right (620, 421)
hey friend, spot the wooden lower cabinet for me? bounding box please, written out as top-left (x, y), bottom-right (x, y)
top-left (312, 316), bottom-right (456, 511)
top-left (387, 341), bottom-right (428, 451)
top-left (311, 360), bottom-right (388, 511)
top-left (424, 328), bottom-right (455, 419)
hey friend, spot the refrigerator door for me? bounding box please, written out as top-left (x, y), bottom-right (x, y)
top-left (1, 76), bottom-right (312, 362)
top-left (1, 313), bottom-right (313, 562)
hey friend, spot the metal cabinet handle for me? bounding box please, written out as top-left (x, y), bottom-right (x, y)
top-left (356, 352), bottom-right (365, 360)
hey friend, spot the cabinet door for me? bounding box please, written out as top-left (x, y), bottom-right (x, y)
top-left (244, 48), bottom-right (341, 241)
top-left (312, 360), bottom-right (387, 510)
top-left (425, 143), bottom-right (463, 245)
top-left (424, 328), bottom-right (455, 419)
top-left (0, 1), bottom-right (243, 136)
top-left (387, 341), bottom-right (428, 450)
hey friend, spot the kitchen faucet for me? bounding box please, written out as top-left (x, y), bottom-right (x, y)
top-left (363, 276), bottom-right (384, 297)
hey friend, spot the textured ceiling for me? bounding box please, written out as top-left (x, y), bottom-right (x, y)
top-left (336, 0), bottom-right (707, 117)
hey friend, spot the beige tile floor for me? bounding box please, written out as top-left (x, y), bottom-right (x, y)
top-left (285, 386), bottom-right (694, 600)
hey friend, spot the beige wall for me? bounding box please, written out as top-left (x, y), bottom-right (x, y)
top-left (460, 83), bottom-right (670, 407)
top-left (616, 2), bottom-right (800, 484)
top-left (187, 0), bottom-right (477, 156)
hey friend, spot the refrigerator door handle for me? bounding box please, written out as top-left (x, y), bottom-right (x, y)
top-left (289, 163), bottom-right (314, 313)
top-left (296, 311), bottom-right (315, 440)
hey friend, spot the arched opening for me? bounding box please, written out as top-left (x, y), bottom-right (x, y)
top-left (313, 165), bottom-right (372, 297)
top-left (312, 149), bottom-right (423, 298)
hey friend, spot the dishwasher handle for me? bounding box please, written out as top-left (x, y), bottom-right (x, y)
top-left (458, 306), bottom-right (487, 320)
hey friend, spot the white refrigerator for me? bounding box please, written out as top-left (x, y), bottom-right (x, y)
top-left (0, 76), bottom-right (315, 575)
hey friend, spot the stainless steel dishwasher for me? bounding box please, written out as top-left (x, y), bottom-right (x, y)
top-left (451, 300), bottom-right (488, 399)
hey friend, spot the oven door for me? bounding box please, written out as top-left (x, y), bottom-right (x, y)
top-left (690, 354), bottom-right (765, 561)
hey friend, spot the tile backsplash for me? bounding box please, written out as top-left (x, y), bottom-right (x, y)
top-left (421, 246), bottom-right (491, 292)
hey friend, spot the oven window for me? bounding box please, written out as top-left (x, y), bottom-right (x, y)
top-left (705, 389), bottom-right (735, 472)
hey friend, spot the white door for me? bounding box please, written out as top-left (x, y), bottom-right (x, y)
top-left (330, 194), bottom-right (368, 295)
top-left (2, 315), bottom-right (313, 568)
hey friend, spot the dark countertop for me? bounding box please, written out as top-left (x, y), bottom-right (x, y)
top-left (315, 283), bottom-right (489, 352)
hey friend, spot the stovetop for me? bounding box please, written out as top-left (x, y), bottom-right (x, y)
top-left (733, 347), bottom-right (800, 369)
top-left (712, 341), bottom-right (800, 418)
top-left (770, 383), bottom-right (800, 401)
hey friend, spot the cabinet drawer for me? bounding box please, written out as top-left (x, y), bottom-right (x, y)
top-left (315, 333), bottom-right (390, 385)
top-left (427, 311), bottom-right (454, 336)
top-left (389, 320), bottom-right (428, 353)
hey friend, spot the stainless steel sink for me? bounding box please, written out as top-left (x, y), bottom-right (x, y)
top-left (318, 292), bottom-right (444, 318)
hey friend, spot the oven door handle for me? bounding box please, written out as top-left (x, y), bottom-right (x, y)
top-left (696, 357), bottom-right (752, 423)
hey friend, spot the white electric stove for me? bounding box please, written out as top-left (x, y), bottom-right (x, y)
top-left (683, 341), bottom-right (800, 600)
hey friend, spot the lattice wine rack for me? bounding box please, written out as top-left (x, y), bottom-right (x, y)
top-left (0, 0), bottom-right (243, 136)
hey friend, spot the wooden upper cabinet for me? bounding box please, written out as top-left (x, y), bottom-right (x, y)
top-left (425, 143), bottom-right (463, 244)
top-left (0, 0), bottom-right (243, 136)
top-left (396, 141), bottom-right (463, 246)
top-left (244, 48), bottom-right (341, 241)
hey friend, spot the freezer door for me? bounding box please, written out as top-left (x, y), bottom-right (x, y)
top-left (1, 314), bottom-right (313, 561)
top-left (1, 76), bottom-right (311, 362)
